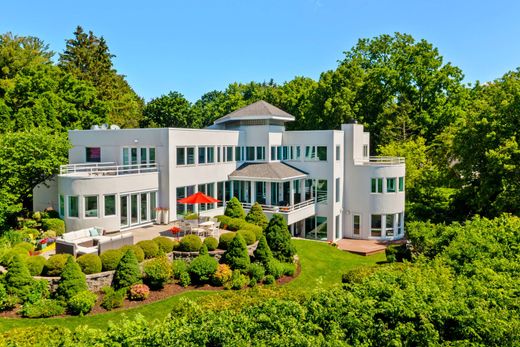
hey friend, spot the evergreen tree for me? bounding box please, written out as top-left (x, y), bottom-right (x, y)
top-left (223, 233), bottom-right (250, 270)
top-left (264, 214), bottom-right (296, 262)
top-left (245, 202), bottom-right (269, 229)
top-left (112, 249), bottom-right (141, 290)
top-left (199, 244), bottom-right (209, 256)
top-left (59, 26), bottom-right (143, 128)
top-left (253, 235), bottom-right (273, 265)
top-left (224, 197), bottom-right (246, 219)
top-left (55, 256), bottom-right (87, 301)
top-left (5, 254), bottom-right (35, 301)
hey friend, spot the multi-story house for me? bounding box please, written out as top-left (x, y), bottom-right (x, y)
top-left (34, 101), bottom-right (405, 241)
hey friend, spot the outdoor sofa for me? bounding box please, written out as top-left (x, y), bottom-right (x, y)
top-left (56, 227), bottom-right (134, 257)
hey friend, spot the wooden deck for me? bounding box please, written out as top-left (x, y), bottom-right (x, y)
top-left (336, 238), bottom-right (406, 256)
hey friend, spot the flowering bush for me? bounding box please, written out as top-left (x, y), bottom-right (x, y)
top-left (212, 263), bottom-right (233, 286)
top-left (170, 226), bottom-right (182, 236)
top-left (128, 283), bottom-right (150, 301)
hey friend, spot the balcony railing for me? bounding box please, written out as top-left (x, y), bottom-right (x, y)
top-left (242, 198), bottom-right (316, 214)
top-left (60, 162), bottom-right (158, 176)
top-left (364, 156), bottom-right (405, 165)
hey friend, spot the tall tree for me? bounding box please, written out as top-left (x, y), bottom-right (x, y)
top-left (59, 26), bottom-right (144, 128)
top-left (140, 91), bottom-right (196, 128)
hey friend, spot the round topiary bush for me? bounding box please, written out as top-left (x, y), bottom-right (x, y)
top-left (76, 254), bottom-right (102, 274)
top-left (218, 232), bottom-right (236, 250)
top-left (43, 254), bottom-right (70, 276)
top-left (203, 236), bottom-right (218, 251)
top-left (129, 283), bottom-right (150, 301)
top-left (153, 236), bottom-right (175, 253)
top-left (41, 218), bottom-right (65, 236)
top-left (143, 255), bottom-right (172, 289)
top-left (136, 240), bottom-right (160, 259)
top-left (100, 249), bottom-right (123, 271)
top-left (179, 235), bottom-right (202, 252)
top-left (120, 245), bottom-right (145, 262)
top-left (237, 229), bottom-right (256, 245)
top-left (14, 241), bottom-right (35, 253)
top-left (26, 255), bottom-right (46, 276)
top-left (188, 254), bottom-right (218, 284)
top-left (68, 290), bottom-right (97, 315)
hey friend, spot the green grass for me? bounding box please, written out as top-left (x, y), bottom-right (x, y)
top-left (0, 239), bottom-right (385, 332)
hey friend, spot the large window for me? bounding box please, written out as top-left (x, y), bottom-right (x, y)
top-left (353, 215), bottom-right (360, 235)
top-left (149, 148), bottom-right (156, 164)
top-left (226, 146), bottom-right (234, 162)
top-left (387, 178), bottom-right (396, 193)
top-left (217, 147), bottom-right (221, 162)
top-left (235, 146), bottom-right (243, 161)
top-left (104, 195), bottom-right (116, 216)
top-left (150, 192), bottom-right (157, 220)
top-left (187, 147), bottom-right (195, 165)
top-left (256, 146), bottom-right (265, 160)
top-left (68, 196), bottom-right (78, 218)
top-left (140, 194), bottom-right (148, 222)
top-left (336, 146), bottom-right (340, 161)
top-left (271, 146), bottom-right (276, 161)
top-left (317, 179), bottom-right (327, 203)
top-left (282, 146), bottom-right (288, 160)
top-left (176, 147), bottom-right (186, 165)
top-left (84, 196), bottom-right (98, 218)
top-left (177, 185), bottom-right (195, 216)
top-left (317, 146), bottom-right (327, 161)
top-left (399, 177), bottom-right (404, 192)
top-left (140, 148), bottom-right (147, 165)
top-left (207, 147), bottom-right (214, 163)
top-left (295, 146), bottom-right (301, 160)
top-left (86, 147), bottom-right (101, 162)
top-left (59, 195), bottom-right (65, 217)
top-left (246, 146), bottom-right (255, 161)
top-left (305, 146), bottom-right (315, 160)
top-left (371, 178), bottom-right (383, 193)
top-left (120, 195), bottom-right (128, 227)
top-left (371, 214), bottom-right (382, 237)
top-left (198, 147), bottom-right (206, 164)
top-left (386, 214), bottom-right (394, 236)
top-left (335, 178), bottom-right (340, 202)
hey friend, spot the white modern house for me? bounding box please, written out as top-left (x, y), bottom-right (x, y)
top-left (34, 101), bottom-right (405, 241)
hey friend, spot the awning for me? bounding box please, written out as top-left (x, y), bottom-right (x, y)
top-left (229, 162), bottom-right (308, 182)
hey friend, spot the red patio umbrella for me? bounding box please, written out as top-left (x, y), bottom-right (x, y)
top-left (177, 192), bottom-right (220, 222)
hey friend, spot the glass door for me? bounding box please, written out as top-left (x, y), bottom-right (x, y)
top-left (140, 193), bottom-right (148, 222)
top-left (130, 194), bottom-right (138, 225)
top-left (120, 195), bottom-right (128, 227)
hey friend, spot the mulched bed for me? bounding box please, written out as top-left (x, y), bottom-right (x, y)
top-left (0, 262), bottom-right (300, 319)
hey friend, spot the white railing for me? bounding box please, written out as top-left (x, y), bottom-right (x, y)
top-left (364, 156), bottom-right (405, 165)
top-left (242, 198), bottom-right (316, 214)
top-left (60, 162), bottom-right (158, 176)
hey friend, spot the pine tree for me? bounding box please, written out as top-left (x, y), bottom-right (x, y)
top-left (55, 256), bottom-right (87, 301)
top-left (223, 233), bottom-right (250, 270)
top-left (253, 235), bottom-right (273, 265)
top-left (245, 202), bottom-right (269, 229)
top-left (113, 249), bottom-right (141, 290)
top-left (264, 214), bottom-right (296, 262)
top-left (224, 197), bottom-right (246, 219)
top-left (5, 254), bottom-right (35, 301)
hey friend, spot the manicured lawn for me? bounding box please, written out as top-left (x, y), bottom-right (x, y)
top-left (0, 239), bottom-right (385, 332)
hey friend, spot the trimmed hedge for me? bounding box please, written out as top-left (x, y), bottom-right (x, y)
top-left (179, 235), bottom-right (202, 252)
top-left (136, 240), bottom-right (160, 259)
top-left (217, 215), bottom-right (262, 239)
top-left (26, 255), bottom-right (46, 276)
top-left (41, 218), bottom-right (65, 236)
top-left (43, 254), bottom-right (70, 276)
top-left (218, 232), bottom-right (236, 250)
top-left (120, 245), bottom-right (145, 263)
top-left (68, 290), bottom-right (97, 315)
top-left (143, 256), bottom-right (172, 289)
top-left (76, 254), bottom-right (102, 274)
top-left (100, 249), bottom-right (123, 271)
top-left (237, 229), bottom-right (256, 245)
top-left (153, 236), bottom-right (175, 253)
top-left (203, 236), bottom-right (218, 251)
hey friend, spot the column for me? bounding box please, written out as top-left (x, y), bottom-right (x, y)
top-left (266, 181), bottom-right (271, 206)
top-left (289, 180), bottom-right (295, 206)
top-left (250, 181), bottom-right (255, 205)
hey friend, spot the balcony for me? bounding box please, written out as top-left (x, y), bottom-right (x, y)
top-left (60, 162), bottom-right (158, 176)
top-left (242, 198), bottom-right (317, 225)
top-left (363, 156), bottom-right (405, 166)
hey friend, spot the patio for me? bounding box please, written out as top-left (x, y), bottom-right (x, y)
top-left (130, 221), bottom-right (228, 243)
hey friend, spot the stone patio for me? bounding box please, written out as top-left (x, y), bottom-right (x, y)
top-left (130, 222), bottom-right (227, 243)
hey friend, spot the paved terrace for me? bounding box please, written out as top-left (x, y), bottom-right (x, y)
top-left (336, 239), bottom-right (407, 256)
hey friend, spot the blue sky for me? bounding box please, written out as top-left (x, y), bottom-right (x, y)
top-left (2, 0), bottom-right (519, 101)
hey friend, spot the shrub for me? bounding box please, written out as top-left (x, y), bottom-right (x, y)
top-left (5, 254), bottom-right (35, 301)
top-left (172, 240), bottom-right (180, 250)
top-left (120, 245), bottom-right (145, 262)
top-left (32, 211), bottom-right (42, 222)
top-left (41, 218), bottom-right (65, 236)
top-left (265, 214), bottom-right (296, 262)
top-left (25, 279), bottom-right (50, 304)
top-left (100, 249), bottom-right (123, 271)
top-left (55, 257), bottom-right (87, 301)
top-left (43, 209), bottom-right (60, 219)
top-left (212, 264), bottom-right (233, 286)
top-left (43, 254), bottom-right (70, 276)
top-left (0, 283), bottom-right (17, 311)
top-left (188, 254), bottom-right (218, 284)
top-left (237, 229), bottom-right (256, 245)
top-left (136, 240), bottom-right (160, 259)
top-left (199, 244), bottom-right (209, 256)
top-left (341, 266), bottom-right (378, 284)
top-left (265, 259), bottom-right (285, 279)
top-left (143, 255), bottom-right (172, 289)
top-left (101, 286), bottom-right (126, 310)
top-left (224, 197), bottom-right (246, 219)
top-left (385, 244), bottom-right (411, 263)
top-left (153, 236), bottom-right (175, 253)
top-left (41, 230), bottom-right (57, 239)
top-left (248, 263), bottom-right (266, 283)
top-left (19, 298), bottom-right (65, 318)
top-left (112, 249), bottom-right (141, 290)
top-left (223, 233), bottom-right (250, 271)
top-left (179, 234), bottom-right (202, 252)
top-left (184, 212), bottom-right (199, 220)
top-left (225, 270), bottom-right (249, 290)
top-left (281, 262), bottom-right (296, 276)
top-left (26, 255), bottom-right (46, 276)
top-left (263, 274), bottom-right (275, 284)
top-left (68, 290), bottom-right (97, 315)
top-left (1, 248), bottom-right (29, 267)
top-left (254, 235), bottom-right (273, 265)
top-left (217, 215), bottom-right (262, 235)
top-left (179, 271), bottom-right (191, 287)
top-left (218, 232), bottom-right (236, 250)
top-left (76, 253), bottom-right (102, 274)
top-left (129, 283), bottom-right (150, 300)
top-left (245, 202), bottom-right (269, 229)
top-left (172, 259), bottom-right (189, 280)
top-left (15, 241), bottom-right (34, 252)
top-left (203, 236), bottom-right (218, 251)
